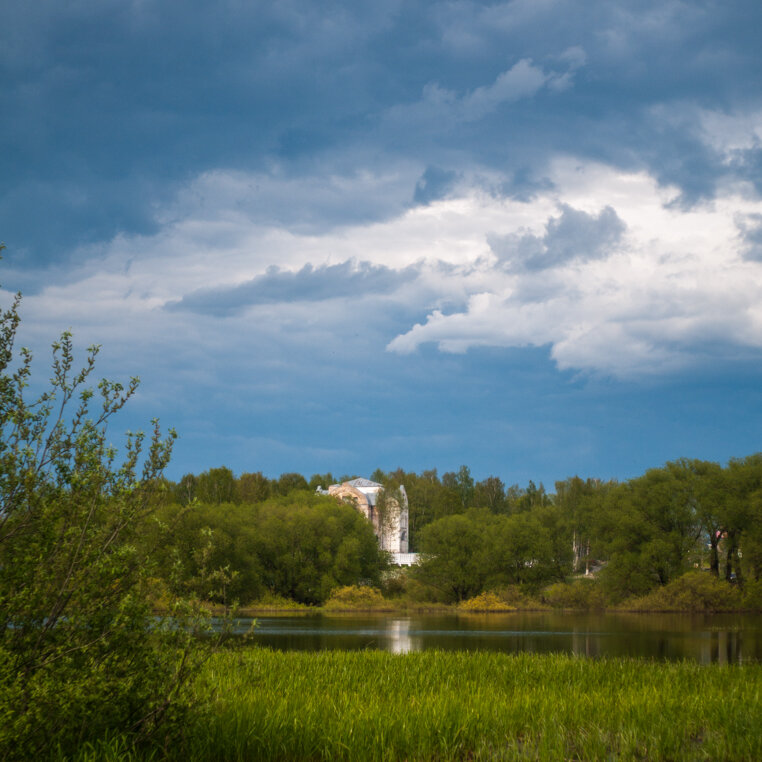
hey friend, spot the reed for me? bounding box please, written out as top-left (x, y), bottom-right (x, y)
top-left (161, 649), bottom-right (762, 761)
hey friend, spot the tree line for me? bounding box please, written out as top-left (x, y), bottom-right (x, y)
top-left (155, 456), bottom-right (762, 605)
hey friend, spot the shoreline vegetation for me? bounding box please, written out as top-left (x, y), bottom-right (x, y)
top-left (71, 649), bottom-right (762, 761)
top-left (178, 572), bottom-right (762, 617)
top-left (143, 456), bottom-right (762, 617)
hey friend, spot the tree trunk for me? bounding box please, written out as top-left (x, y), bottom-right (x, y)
top-left (709, 536), bottom-right (719, 578)
top-left (725, 542), bottom-right (734, 582)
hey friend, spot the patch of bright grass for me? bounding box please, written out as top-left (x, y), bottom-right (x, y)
top-left (173, 649), bottom-right (762, 761)
top-left (61, 649), bottom-right (762, 761)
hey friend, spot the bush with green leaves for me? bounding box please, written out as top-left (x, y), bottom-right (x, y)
top-left (0, 253), bottom-right (205, 758)
top-left (541, 579), bottom-right (606, 609)
top-left (323, 585), bottom-right (387, 609)
top-left (457, 591), bottom-right (515, 612)
top-left (620, 571), bottom-right (744, 612)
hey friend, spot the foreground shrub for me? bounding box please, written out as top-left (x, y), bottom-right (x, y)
top-left (0, 260), bottom-right (206, 759)
top-left (323, 585), bottom-right (388, 609)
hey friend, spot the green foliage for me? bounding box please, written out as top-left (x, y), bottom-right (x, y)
top-left (414, 508), bottom-right (571, 602)
top-left (541, 579), bottom-right (606, 609)
top-left (162, 450), bottom-right (762, 609)
top-left (621, 571), bottom-right (744, 612)
top-left (323, 585), bottom-right (387, 609)
top-left (594, 468), bottom-right (705, 600)
top-left (169, 650), bottom-right (762, 761)
top-left (599, 550), bottom-right (657, 602)
top-left (237, 470), bottom-right (271, 503)
top-left (473, 475), bottom-right (506, 512)
top-left (413, 510), bottom-right (495, 602)
top-left (741, 579), bottom-right (762, 609)
top-left (156, 493), bottom-right (388, 605)
top-left (194, 466), bottom-right (236, 504)
top-left (457, 591), bottom-right (515, 611)
top-left (308, 472), bottom-right (335, 490)
top-left (242, 591), bottom-right (310, 610)
top-left (442, 464), bottom-right (474, 510)
top-left (0, 264), bottom-right (204, 758)
top-left (273, 471), bottom-right (309, 495)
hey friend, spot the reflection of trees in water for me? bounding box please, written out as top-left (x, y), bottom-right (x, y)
top-left (706, 629), bottom-right (744, 664)
top-left (247, 613), bottom-right (762, 662)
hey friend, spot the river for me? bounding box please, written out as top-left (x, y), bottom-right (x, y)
top-left (221, 611), bottom-right (762, 663)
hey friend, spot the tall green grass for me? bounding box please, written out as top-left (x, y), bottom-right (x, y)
top-left (165, 649), bottom-right (762, 761)
top-left (63, 649), bottom-right (762, 760)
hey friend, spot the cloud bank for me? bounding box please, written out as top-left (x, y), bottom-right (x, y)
top-left (4, 0), bottom-right (762, 480)
top-left (20, 157), bottom-right (762, 381)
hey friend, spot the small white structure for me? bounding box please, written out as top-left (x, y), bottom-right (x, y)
top-left (318, 478), bottom-right (415, 564)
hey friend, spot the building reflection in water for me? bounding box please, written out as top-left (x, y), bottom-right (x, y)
top-left (571, 628), bottom-right (600, 659)
top-left (386, 618), bottom-right (418, 653)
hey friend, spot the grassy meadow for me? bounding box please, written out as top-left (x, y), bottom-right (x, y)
top-left (72, 648), bottom-right (762, 761)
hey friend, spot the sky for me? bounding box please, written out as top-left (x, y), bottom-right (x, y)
top-left (2, 0), bottom-right (762, 488)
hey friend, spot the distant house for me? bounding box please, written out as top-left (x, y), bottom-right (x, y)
top-left (317, 478), bottom-right (417, 564)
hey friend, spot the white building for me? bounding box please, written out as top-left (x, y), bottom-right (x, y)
top-left (318, 478), bottom-right (416, 564)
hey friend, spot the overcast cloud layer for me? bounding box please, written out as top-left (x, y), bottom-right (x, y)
top-left (2, 0), bottom-right (762, 484)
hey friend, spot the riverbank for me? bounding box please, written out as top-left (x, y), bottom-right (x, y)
top-left (221, 573), bottom-right (762, 615)
top-left (74, 649), bottom-right (762, 761)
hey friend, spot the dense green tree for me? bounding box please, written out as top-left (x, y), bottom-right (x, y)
top-left (174, 472), bottom-right (197, 504)
top-left (666, 459), bottom-right (725, 577)
top-left (195, 466), bottom-right (237, 504)
top-left (486, 511), bottom-right (561, 587)
top-left (745, 487), bottom-right (762, 581)
top-left (237, 470), bottom-right (271, 503)
top-left (397, 468), bottom-right (443, 551)
top-left (0, 259), bottom-right (200, 758)
top-left (513, 480), bottom-right (551, 512)
top-left (308, 472), bottom-right (335, 490)
top-left (474, 475), bottom-right (506, 513)
top-left (274, 471), bottom-right (309, 495)
top-left (414, 506), bottom-right (569, 602)
top-left (555, 476), bottom-right (615, 574)
top-left (442, 465), bottom-right (475, 511)
top-left (723, 454), bottom-right (762, 584)
top-left (157, 492), bottom-right (386, 605)
top-left (594, 466), bottom-right (703, 600)
top-left (414, 510), bottom-right (496, 601)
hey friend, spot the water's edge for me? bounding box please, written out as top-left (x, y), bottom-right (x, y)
top-left (216, 611), bottom-right (762, 664)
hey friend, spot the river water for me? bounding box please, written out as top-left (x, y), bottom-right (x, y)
top-left (225, 611), bottom-right (762, 663)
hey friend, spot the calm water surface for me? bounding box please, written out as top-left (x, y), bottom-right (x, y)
top-left (227, 612), bottom-right (762, 663)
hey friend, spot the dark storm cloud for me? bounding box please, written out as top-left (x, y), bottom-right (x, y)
top-left (490, 204), bottom-right (626, 271)
top-left (733, 146), bottom-right (762, 196)
top-left (414, 167), bottom-right (459, 205)
top-left (168, 259), bottom-right (420, 316)
top-left (500, 167), bottom-right (555, 203)
top-left (3, 0), bottom-right (762, 267)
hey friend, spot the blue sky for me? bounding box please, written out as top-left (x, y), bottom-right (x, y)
top-left (2, 0), bottom-right (762, 488)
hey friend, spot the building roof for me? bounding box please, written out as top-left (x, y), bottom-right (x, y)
top-left (346, 478), bottom-right (383, 489)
